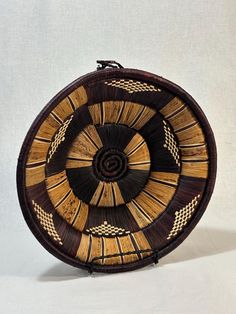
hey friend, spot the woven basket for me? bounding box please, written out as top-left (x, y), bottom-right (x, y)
top-left (17, 61), bottom-right (217, 273)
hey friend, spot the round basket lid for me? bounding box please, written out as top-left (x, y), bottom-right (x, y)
top-left (17, 61), bottom-right (216, 273)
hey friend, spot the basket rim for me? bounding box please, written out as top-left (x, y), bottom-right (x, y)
top-left (17, 67), bottom-right (217, 273)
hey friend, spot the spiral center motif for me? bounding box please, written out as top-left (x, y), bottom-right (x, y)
top-left (93, 148), bottom-right (128, 181)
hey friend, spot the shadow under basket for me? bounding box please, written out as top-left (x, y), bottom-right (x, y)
top-left (17, 61), bottom-right (217, 273)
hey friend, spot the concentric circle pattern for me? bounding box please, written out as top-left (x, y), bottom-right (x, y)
top-left (17, 69), bottom-right (216, 273)
top-left (64, 123), bottom-right (151, 207)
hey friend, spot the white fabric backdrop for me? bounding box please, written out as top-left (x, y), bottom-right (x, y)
top-left (0, 0), bottom-right (236, 313)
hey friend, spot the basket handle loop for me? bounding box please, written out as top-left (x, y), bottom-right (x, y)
top-left (96, 60), bottom-right (124, 70)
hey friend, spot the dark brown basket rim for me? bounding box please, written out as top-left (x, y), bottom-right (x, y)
top-left (17, 67), bottom-right (217, 273)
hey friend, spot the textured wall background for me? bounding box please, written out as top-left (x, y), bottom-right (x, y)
top-left (0, 1), bottom-right (235, 313)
